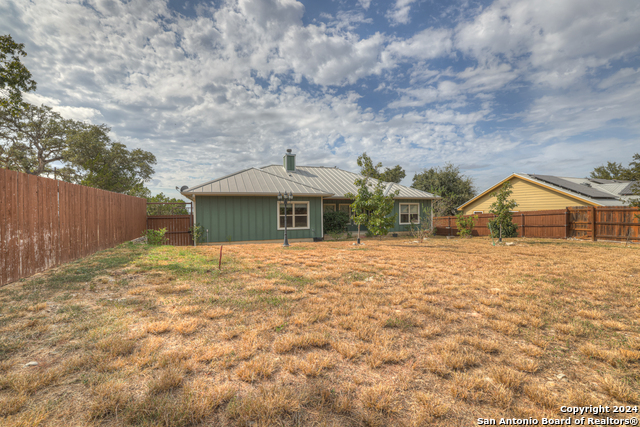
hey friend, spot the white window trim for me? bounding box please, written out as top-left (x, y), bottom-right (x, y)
top-left (277, 201), bottom-right (310, 230)
top-left (399, 203), bottom-right (420, 225)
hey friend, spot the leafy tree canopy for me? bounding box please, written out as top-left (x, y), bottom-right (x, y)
top-left (346, 176), bottom-right (398, 240)
top-left (357, 152), bottom-right (406, 183)
top-left (0, 35), bottom-right (37, 112)
top-left (411, 163), bottom-right (476, 216)
top-left (590, 153), bottom-right (640, 210)
top-left (147, 192), bottom-right (189, 215)
top-left (590, 153), bottom-right (640, 182)
top-left (0, 102), bottom-right (156, 197)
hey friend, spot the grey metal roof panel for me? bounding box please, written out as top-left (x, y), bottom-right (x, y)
top-left (530, 174), bottom-right (617, 199)
top-left (261, 165), bottom-right (437, 199)
top-left (183, 168), bottom-right (333, 196)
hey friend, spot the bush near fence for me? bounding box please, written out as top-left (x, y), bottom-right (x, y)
top-left (435, 206), bottom-right (640, 242)
top-left (0, 168), bottom-right (147, 286)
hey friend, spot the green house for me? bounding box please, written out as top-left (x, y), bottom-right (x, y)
top-left (180, 150), bottom-right (438, 243)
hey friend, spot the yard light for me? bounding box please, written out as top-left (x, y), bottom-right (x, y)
top-left (279, 190), bottom-right (293, 247)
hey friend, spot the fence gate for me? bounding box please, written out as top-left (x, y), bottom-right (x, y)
top-left (146, 202), bottom-right (194, 246)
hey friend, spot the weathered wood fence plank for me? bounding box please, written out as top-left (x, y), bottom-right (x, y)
top-left (0, 168), bottom-right (147, 286)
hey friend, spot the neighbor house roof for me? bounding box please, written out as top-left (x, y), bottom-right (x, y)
top-left (260, 165), bottom-right (437, 199)
top-left (458, 173), bottom-right (638, 210)
top-left (183, 168), bottom-right (333, 197)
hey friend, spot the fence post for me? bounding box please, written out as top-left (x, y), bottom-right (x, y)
top-left (565, 208), bottom-right (570, 239)
top-left (591, 206), bottom-right (597, 241)
top-left (448, 217), bottom-right (451, 236)
top-left (521, 213), bottom-right (525, 237)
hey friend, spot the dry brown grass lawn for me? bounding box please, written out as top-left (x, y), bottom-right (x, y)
top-left (1, 237), bottom-right (639, 426)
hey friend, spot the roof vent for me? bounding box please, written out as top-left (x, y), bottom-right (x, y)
top-left (283, 149), bottom-right (296, 172)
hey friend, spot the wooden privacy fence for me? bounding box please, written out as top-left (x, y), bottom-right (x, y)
top-left (146, 215), bottom-right (194, 246)
top-left (435, 206), bottom-right (640, 242)
top-left (1, 168), bottom-right (147, 286)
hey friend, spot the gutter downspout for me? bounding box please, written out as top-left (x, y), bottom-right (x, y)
top-left (321, 197), bottom-right (324, 240)
top-left (192, 195), bottom-right (197, 247)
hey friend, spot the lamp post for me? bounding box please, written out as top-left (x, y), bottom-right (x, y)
top-left (278, 191), bottom-right (293, 247)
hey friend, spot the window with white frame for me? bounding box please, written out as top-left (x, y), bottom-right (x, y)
top-left (278, 201), bottom-right (309, 229)
top-left (473, 211), bottom-right (483, 214)
top-left (399, 203), bottom-right (420, 224)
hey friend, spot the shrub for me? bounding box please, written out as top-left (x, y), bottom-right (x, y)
top-left (407, 205), bottom-right (435, 239)
top-left (144, 228), bottom-right (168, 245)
top-left (189, 223), bottom-right (205, 244)
top-left (324, 210), bottom-right (350, 234)
top-left (456, 213), bottom-right (477, 238)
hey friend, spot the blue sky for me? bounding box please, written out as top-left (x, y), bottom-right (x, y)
top-left (2, 0), bottom-right (639, 197)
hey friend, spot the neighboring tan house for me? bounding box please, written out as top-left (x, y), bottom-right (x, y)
top-left (180, 150), bottom-right (438, 243)
top-left (458, 173), bottom-right (638, 215)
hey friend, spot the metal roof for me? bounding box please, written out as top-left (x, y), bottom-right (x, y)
top-left (529, 174), bottom-right (617, 199)
top-left (183, 168), bottom-right (333, 196)
top-left (619, 181), bottom-right (639, 195)
top-left (260, 165), bottom-right (437, 199)
top-left (459, 172), bottom-right (637, 210)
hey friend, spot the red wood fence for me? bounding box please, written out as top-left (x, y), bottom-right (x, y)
top-left (435, 206), bottom-right (640, 242)
top-left (1, 168), bottom-right (147, 286)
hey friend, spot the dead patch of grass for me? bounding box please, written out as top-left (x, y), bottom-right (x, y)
top-left (0, 393), bottom-right (27, 417)
top-left (361, 384), bottom-right (400, 414)
top-left (235, 354), bottom-right (275, 382)
top-left (600, 375), bottom-right (639, 403)
top-left (411, 391), bottom-right (449, 424)
top-left (88, 380), bottom-right (132, 420)
top-left (272, 333), bottom-right (329, 353)
top-left (96, 336), bottom-right (136, 357)
top-left (148, 366), bottom-right (185, 394)
top-left (2, 238), bottom-right (639, 425)
top-left (226, 384), bottom-right (301, 425)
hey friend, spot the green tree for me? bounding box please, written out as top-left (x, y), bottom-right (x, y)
top-left (147, 192), bottom-right (189, 215)
top-left (0, 102), bottom-right (156, 196)
top-left (0, 104), bottom-right (70, 175)
top-left (346, 177), bottom-right (399, 242)
top-left (411, 163), bottom-right (476, 216)
top-left (487, 182), bottom-right (518, 239)
top-left (357, 152), bottom-right (406, 183)
top-left (0, 35), bottom-right (37, 112)
top-left (590, 153), bottom-right (640, 181)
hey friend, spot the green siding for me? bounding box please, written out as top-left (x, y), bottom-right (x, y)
top-left (196, 196), bottom-right (322, 242)
top-left (323, 199), bottom-right (432, 233)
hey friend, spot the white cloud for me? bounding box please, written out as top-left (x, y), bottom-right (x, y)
top-left (455, 0), bottom-right (640, 88)
top-left (386, 0), bottom-right (418, 26)
top-left (1, 0), bottom-right (639, 194)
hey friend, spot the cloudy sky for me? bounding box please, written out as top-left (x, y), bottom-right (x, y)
top-left (2, 0), bottom-right (639, 196)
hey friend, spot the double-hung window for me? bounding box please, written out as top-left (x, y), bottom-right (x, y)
top-left (278, 201), bottom-right (309, 229)
top-left (399, 203), bottom-right (420, 225)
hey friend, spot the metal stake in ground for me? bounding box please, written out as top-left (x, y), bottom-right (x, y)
top-left (219, 245), bottom-right (223, 270)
